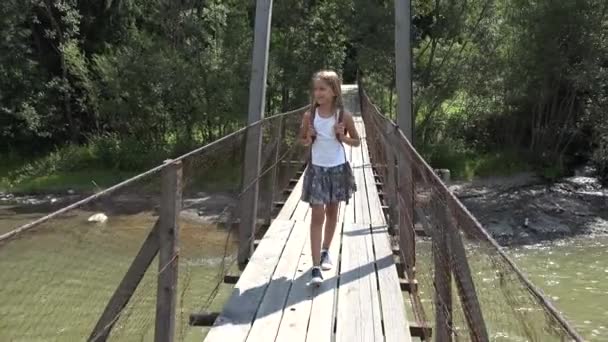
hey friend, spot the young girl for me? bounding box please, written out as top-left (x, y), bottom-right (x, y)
top-left (299, 70), bottom-right (360, 285)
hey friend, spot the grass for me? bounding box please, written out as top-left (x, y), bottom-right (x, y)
top-left (3, 139), bottom-right (528, 194)
top-left (419, 143), bottom-right (531, 181)
top-left (1, 169), bottom-right (137, 194)
top-left (0, 150), bottom-right (139, 194)
top-left (0, 132), bottom-right (244, 194)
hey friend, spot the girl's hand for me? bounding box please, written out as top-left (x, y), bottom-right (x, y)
top-left (301, 135), bottom-right (313, 146)
top-left (309, 123), bottom-right (316, 138)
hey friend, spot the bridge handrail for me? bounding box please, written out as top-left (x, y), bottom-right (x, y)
top-left (358, 85), bottom-right (583, 341)
top-left (0, 105), bottom-right (308, 243)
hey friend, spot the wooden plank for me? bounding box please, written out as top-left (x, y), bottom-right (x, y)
top-left (88, 222), bottom-right (160, 342)
top-left (291, 198), bottom-right (309, 222)
top-left (352, 133), bottom-right (369, 229)
top-left (189, 312), bottom-right (219, 327)
top-left (337, 137), bottom-right (383, 341)
top-left (344, 143), bottom-right (355, 225)
top-left (306, 201), bottom-right (346, 342)
top-left (410, 322), bottom-right (433, 338)
top-left (358, 119), bottom-right (370, 164)
top-left (274, 222), bottom-right (315, 342)
top-left (360, 136), bottom-right (412, 342)
top-left (399, 278), bottom-right (418, 293)
top-left (155, 161), bottom-right (182, 342)
top-left (246, 217), bottom-right (309, 342)
top-left (354, 158), bottom-right (370, 226)
top-left (336, 222), bottom-right (382, 342)
top-left (302, 204), bottom-right (312, 223)
top-left (275, 174), bottom-right (304, 221)
top-left (358, 130), bottom-right (386, 227)
top-left (204, 219), bottom-right (295, 342)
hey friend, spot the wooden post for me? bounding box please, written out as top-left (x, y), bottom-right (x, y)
top-left (267, 116), bottom-right (283, 224)
top-left (434, 200), bottom-right (453, 342)
top-left (384, 122), bottom-right (398, 235)
top-left (447, 204), bottom-right (489, 341)
top-left (395, 0), bottom-right (416, 284)
top-left (88, 222), bottom-right (160, 342)
top-left (391, 133), bottom-right (416, 283)
top-left (155, 161), bottom-right (182, 342)
top-left (238, 0), bottom-right (273, 267)
top-left (394, 0), bottom-right (413, 142)
top-left (405, 153), bottom-right (416, 272)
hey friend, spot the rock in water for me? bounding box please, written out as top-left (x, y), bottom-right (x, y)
top-left (88, 213), bottom-right (108, 223)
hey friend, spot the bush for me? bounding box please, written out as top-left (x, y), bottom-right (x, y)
top-left (420, 140), bottom-right (530, 181)
top-left (4, 134), bottom-right (173, 190)
top-left (9, 145), bottom-right (97, 182)
top-left (89, 133), bottom-right (170, 171)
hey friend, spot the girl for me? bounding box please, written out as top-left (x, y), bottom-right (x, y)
top-left (299, 70), bottom-right (360, 285)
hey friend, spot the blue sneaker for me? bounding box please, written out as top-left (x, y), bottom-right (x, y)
top-left (311, 267), bottom-right (323, 286)
top-left (320, 250), bottom-right (333, 271)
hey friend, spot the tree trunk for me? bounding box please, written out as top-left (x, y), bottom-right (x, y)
top-left (281, 84), bottom-right (290, 112)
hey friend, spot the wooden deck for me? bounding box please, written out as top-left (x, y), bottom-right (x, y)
top-left (204, 116), bottom-right (412, 342)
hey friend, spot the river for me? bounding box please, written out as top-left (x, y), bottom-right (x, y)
top-left (0, 200), bottom-right (606, 340)
top-left (508, 234), bottom-right (608, 340)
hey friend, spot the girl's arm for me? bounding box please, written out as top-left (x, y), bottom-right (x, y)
top-left (299, 111), bottom-right (314, 146)
top-left (337, 111), bottom-right (361, 147)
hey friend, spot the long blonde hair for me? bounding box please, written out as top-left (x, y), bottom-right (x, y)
top-left (309, 70), bottom-right (345, 117)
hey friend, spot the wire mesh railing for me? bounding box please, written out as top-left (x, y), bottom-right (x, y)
top-left (359, 82), bottom-right (584, 341)
top-left (0, 107), bottom-right (308, 341)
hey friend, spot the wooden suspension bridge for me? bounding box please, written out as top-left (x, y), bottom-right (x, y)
top-left (4, 83), bottom-right (583, 342)
top-left (1, 0), bottom-right (585, 341)
top-left (204, 87), bottom-right (417, 342)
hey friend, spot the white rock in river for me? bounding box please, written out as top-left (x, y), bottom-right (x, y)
top-left (88, 213), bottom-right (108, 223)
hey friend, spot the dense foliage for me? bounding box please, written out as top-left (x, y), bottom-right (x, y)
top-left (1, 0), bottom-right (607, 182)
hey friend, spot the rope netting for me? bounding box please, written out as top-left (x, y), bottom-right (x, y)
top-left (0, 108), bottom-right (307, 341)
top-left (359, 85), bottom-right (583, 341)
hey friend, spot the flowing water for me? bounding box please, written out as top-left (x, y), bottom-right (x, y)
top-left (508, 234), bottom-right (608, 340)
top-left (0, 201), bottom-right (238, 341)
top-left (411, 233), bottom-right (608, 341)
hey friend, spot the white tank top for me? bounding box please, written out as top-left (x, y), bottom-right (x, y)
top-left (311, 108), bottom-right (346, 167)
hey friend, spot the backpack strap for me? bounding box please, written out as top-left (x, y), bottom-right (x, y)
top-left (310, 106), bottom-right (317, 144)
top-left (335, 108), bottom-right (347, 142)
top-left (336, 108), bottom-right (349, 165)
top-left (306, 106), bottom-right (316, 167)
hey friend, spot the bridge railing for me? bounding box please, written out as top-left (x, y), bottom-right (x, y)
top-left (358, 83), bottom-right (583, 341)
top-left (0, 107), bottom-right (307, 341)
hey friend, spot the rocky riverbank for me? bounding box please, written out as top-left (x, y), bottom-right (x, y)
top-left (450, 169), bottom-right (608, 245)
top-left (3, 169), bottom-right (607, 246)
top-left (0, 190), bottom-right (240, 227)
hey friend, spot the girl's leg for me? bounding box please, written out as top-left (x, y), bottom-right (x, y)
top-left (322, 202), bottom-right (339, 250)
top-left (310, 204), bottom-right (325, 266)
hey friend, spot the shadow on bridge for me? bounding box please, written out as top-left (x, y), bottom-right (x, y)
top-left (342, 224), bottom-right (390, 237)
top-left (212, 252), bottom-right (394, 326)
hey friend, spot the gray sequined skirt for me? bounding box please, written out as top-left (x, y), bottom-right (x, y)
top-left (301, 163), bottom-right (357, 205)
